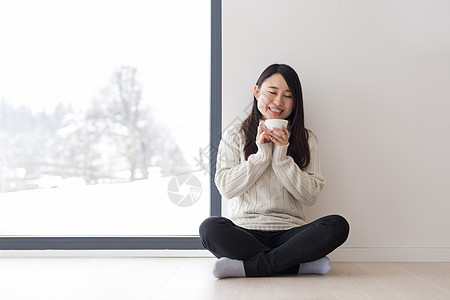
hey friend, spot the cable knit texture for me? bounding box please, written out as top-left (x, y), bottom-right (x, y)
top-left (215, 123), bottom-right (325, 231)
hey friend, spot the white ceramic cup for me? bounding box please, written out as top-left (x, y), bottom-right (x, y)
top-left (260, 119), bottom-right (288, 136)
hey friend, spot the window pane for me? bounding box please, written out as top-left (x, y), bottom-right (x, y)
top-left (0, 0), bottom-right (211, 236)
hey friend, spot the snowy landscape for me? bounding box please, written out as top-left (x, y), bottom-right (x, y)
top-left (0, 171), bottom-right (210, 236)
top-left (0, 0), bottom-right (211, 237)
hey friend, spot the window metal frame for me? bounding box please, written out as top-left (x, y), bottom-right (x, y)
top-left (0, 0), bottom-right (222, 250)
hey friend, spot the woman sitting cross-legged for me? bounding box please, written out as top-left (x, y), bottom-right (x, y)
top-left (199, 63), bottom-right (350, 278)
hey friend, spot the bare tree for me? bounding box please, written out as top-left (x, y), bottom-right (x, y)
top-left (89, 66), bottom-right (155, 181)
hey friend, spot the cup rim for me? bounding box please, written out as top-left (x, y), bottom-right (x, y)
top-left (262, 119), bottom-right (288, 124)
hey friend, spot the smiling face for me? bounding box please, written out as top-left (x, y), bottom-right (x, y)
top-left (254, 73), bottom-right (294, 120)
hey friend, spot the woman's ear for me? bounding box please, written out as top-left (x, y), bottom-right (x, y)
top-left (253, 85), bottom-right (260, 100)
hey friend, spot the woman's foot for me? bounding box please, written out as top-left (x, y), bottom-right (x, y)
top-left (213, 257), bottom-right (246, 278)
top-left (298, 257), bottom-right (331, 275)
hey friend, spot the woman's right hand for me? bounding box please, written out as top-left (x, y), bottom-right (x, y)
top-left (256, 124), bottom-right (272, 144)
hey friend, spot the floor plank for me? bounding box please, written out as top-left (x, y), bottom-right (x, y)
top-left (271, 274), bottom-right (337, 300)
top-left (213, 277), bottom-right (275, 300)
top-left (0, 258), bottom-right (185, 300)
top-left (1, 258), bottom-right (450, 300)
top-left (356, 262), bottom-right (450, 300)
top-left (90, 258), bottom-right (186, 300)
top-left (326, 262), bottom-right (403, 300)
top-left (152, 258), bottom-right (216, 300)
top-left (397, 263), bottom-right (450, 294)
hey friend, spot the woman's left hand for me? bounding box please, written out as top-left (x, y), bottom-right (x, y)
top-left (269, 126), bottom-right (289, 146)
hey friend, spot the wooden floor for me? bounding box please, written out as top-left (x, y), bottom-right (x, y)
top-left (0, 257), bottom-right (449, 299)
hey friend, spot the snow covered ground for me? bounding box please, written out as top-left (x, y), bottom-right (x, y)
top-left (0, 171), bottom-right (210, 236)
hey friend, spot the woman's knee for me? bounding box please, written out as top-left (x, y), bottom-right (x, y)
top-left (199, 216), bottom-right (234, 255)
top-left (199, 216), bottom-right (230, 239)
top-left (328, 214), bottom-right (350, 244)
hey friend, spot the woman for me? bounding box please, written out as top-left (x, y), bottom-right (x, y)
top-left (199, 64), bottom-right (349, 278)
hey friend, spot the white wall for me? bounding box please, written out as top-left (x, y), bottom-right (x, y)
top-left (222, 0), bottom-right (450, 261)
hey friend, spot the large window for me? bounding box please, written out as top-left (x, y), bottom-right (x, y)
top-left (0, 0), bottom-right (221, 249)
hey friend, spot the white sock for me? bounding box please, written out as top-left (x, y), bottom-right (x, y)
top-left (298, 257), bottom-right (331, 275)
top-left (213, 257), bottom-right (246, 278)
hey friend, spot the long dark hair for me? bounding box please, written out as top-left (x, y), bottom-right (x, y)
top-left (241, 64), bottom-right (311, 169)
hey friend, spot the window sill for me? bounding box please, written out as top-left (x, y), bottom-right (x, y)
top-left (0, 249), bottom-right (214, 258)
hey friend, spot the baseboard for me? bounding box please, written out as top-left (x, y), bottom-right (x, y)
top-left (1, 248), bottom-right (449, 262)
top-left (328, 247), bottom-right (450, 262)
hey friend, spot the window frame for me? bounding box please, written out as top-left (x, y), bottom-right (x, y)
top-left (0, 0), bottom-right (221, 250)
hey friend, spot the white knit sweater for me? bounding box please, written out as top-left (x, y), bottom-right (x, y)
top-left (214, 123), bottom-right (325, 231)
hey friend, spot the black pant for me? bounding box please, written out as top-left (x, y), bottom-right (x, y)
top-left (199, 215), bottom-right (349, 277)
